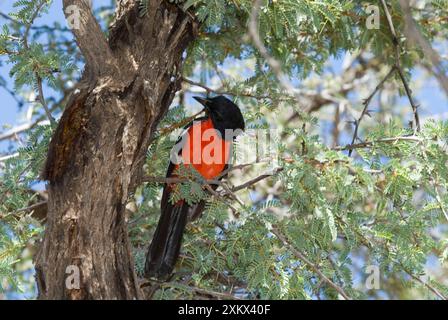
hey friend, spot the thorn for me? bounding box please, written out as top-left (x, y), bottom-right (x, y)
top-left (364, 110), bottom-right (374, 118)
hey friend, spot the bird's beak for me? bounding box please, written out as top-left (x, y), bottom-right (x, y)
top-left (193, 96), bottom-right (211, 109)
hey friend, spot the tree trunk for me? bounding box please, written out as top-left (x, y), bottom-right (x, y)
top-left (35, 0), bottom-right (198, 299)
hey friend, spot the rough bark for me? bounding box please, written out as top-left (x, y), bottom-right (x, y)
top-left (35, 0), bottom-right (198, 299)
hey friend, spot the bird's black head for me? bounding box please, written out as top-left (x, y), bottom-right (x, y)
top-left (194, 95), bottom-right (245, 140)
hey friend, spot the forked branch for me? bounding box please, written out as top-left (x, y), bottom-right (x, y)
top-left (62, 0), bottom-right (116, 76)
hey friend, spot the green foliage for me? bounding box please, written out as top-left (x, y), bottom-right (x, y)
top-left (10, 0), bottom-right (51, 23)
top-left (2, 0), bottom-right (76, 92)
top-left (9, 43), bottom-right (76, 90)
top-left (2, 0), bottom-right (448, 300)
top-left (143, 120), bottom-right (448, 299)
top-left (0, 125), bottom-right (50, 294)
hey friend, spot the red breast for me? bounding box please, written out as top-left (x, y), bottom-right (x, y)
top-left (179, 118), bottom-right (230, 180)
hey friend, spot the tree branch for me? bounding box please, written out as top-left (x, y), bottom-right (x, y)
top-left (348, 67), bottom-right (396, 156)
top-left (0, 201), bottom-right (47, 221)
top-left (398, 0), bottom-right (448, 98)
top-left (141, 279), bottom-right (241, 300)
top-left (270, 226), bottom-right (351, 300)
top-left (0, 153), bottom-right (19, 163)
top-left (141, 175), bottom-right (222, 186)
top-left (182, 77), bottom-right (290, 101)
top-left (400, 264), bottom-right (447, 300)
top-left (158, 109), bottom-right (205, 136)
top-left (232, 167), bottom-right (283, 192)
top-left (21, 1), bottom-right (56, 125)
top-left (0, 121), bottom-right (49, 142)
top-left (333, 135), bottom-right (423, 151)
top-left (0, 85), bottom-right (76, 143)
top-left (380, 0), bottom-right (421, 132)
top-left (10, 164), bottom-right (281, 221)
top-left (336, 216), bottom-right (447, 300)
top-left (36, 76), bottom-right (56, 125)
top-left (62, 0), bottom-right (115, 77)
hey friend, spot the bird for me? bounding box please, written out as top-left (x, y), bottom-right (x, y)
top-left (144, 95), bottom-right (245, 280)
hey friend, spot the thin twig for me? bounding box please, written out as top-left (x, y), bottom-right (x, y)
top-left (22, 1), bottom-right (47, 50)
top-left (0, 201), bottom-right (47, 220)
top-left (21, 1), bottom-right (56, 125)
top-left (400, 264), bottom-right (447, 300)
top-left (0, 120), bottom-right (50, 142)
top-left (203, 184), bottom-right (240, 214)
top-left (142, 165), bottom-right (281, 214)
top-left (380, 0), bottom-right (420, 132)
top-left (142, 170), bottom-right (258, 210)
top-left (216, 162), bottom-right (258, 179)
top-left (333, 135), bottom-right (424, 151)
top-left (159, 109), bottom-right (205, 135)
top-left (220, 183), bottom-right (245, 207)
top-left (348, 67), bottom-right (396, 156)
top-left (398, 1), bottom-right (448, 98)
top-left (0, 86), bottom-right (73, 142)
top-left (141, 279), bottom-right (241, 300)
top-left (337, 216), bottom-right (446, 300)
top-left (182, 77), bottom-right (291, 101)
top-left (232, 167), bottom-right (283, 192)
top-left (0, 153), bottom-right (20, 163)
top-left (36, 76), bottom-right (56, 125)
top-left (10, 201), bottom-right (47, 215)
top-left (435, 186), bottom-right (448, 223)
top-left (141, 175), bottom-right (221, 186)
top-left (270, 226), bottom-right (351, 300)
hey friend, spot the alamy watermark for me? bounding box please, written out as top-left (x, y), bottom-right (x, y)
top-left (65, 1), bottom-right (93, 30)
top-left (366, 5), bottom-right (380, 30)
top-left (365, 264), bottom-right (380, 290)
top-left (65, 265), bottom-right (80, 290)
top-left (169, 126), bottom-right (280, 173)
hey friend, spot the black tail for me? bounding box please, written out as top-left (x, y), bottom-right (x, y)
top-left (144, 201), bottom-right (190, 280)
